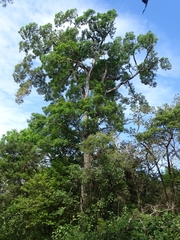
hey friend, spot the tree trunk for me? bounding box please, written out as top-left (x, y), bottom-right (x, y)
top-left (80, 152), bottom-right (91, 212)
top-left (80, 109), bottom-right (91, 212)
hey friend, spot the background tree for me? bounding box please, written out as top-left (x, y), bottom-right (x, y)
top-left (0, 129), bottom-right (45, 239)
top-left (0, 129), bottom-right (43, 197)
top-left (136, 99), bottom-right (180, 212)
top-left (0, 126), bottom-right (81, 239)
top-left (80, 133), bottom-right (129, 221)
top-left (121, 141), bottom-right (160, 212)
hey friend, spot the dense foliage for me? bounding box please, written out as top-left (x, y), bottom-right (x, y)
top-left (1, 8), bottom-right (179, 239)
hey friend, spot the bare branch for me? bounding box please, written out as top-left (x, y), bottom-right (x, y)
top-left (105, 70), bottom-right (140, 95)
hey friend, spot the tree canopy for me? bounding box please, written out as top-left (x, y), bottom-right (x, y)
top-left (13, 8), bottom-right (171, 105)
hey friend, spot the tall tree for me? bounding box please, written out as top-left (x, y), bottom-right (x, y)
top-left (13, 8), bottom-right (171, 210)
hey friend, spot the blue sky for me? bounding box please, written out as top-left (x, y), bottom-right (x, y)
top-left (0, 0), bottom-right (180, 136)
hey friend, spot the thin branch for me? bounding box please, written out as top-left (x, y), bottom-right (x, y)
top-left (105, 70), bottom-right (140, 95)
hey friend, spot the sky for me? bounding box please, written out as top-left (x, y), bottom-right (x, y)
top-left (0, 0), bottom-right (180, 136)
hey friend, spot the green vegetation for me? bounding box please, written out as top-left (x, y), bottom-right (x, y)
top-left (1, 8), bottom-right (180, 239)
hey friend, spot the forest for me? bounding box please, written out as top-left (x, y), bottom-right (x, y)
top-left (0, 8), bottom-right (180, 239)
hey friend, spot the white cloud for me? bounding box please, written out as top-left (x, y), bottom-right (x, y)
top-left (115, 13), bottom-right (147, 37)
top-left (135, 77), bottom-right (174, 107)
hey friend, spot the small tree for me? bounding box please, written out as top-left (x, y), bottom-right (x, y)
top-left (136, 100), bottom-right (180, 211)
